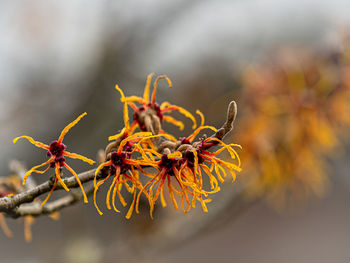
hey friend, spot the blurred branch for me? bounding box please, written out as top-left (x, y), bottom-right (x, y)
top-left (10, 185), bottom-right (95, 218)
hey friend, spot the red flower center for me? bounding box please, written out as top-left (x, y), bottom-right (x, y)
top-left (47, 141), bottom-right (66, 167)
top-left (110, 151), bottom-right (131, 175)
top-left (160, 154), bottom-right (179, 176)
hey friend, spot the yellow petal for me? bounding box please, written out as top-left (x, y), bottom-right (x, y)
top-left (13, 135), bottom-right (49, 150)
top-left (23, 158), bottom-right (53, 185)
top-left (168, 151), bottom-right (182, 159)
top-left (106, 176), bottom-right (117, 210)
top-left (151, 75), bottom-right (172, 104)
top-left (196, 110), bottom-right (205, 127)
top-left (24, 216), bottom-right (35, 242)
top-left (108, 127), bottom-right (126, 141)
top-left (161, 102), bottom-right (197, 129)
top-left (0, 213), bottom-right (13, 238)
top-left (63, 151), bottom-right (95, 165)
top-left (58, 112), bottom-right (87, 143)
top-left (93, 174), bottom-right (111, 215)
top-left (115, 85), bottom-right (130, 130)
top-left (143, 73), bottom-right (155, 103)
top-left (41, 177), bottom-right (58, 208)
top-left (55, 164), bottom-right (69, 192)
top-left (187, 125), bottom-right (218, 143)
top-left (125, 189), bottom-right (137, 219)
top-left (64, 163), bottom-right (88, 203)
top-left (163, 116), bottom-right (185, 130)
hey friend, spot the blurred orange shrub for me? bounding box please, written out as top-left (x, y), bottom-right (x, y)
top-left (235, 38), bottom-right (350, 209)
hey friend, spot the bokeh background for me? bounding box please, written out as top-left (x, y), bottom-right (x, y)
top-left (1, 0), bottom-right (350, 262)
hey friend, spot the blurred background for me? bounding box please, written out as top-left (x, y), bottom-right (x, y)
top-left (0, 0), bottom-right (350, 262)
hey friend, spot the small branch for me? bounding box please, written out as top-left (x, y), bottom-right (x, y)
top-left (0, 169), bottom-right (96, 213)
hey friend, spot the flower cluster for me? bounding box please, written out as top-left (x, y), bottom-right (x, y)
top-left (234, 43), bottom-right (350, 209)
top-left (9, 73), bottom-right (241, 227)
top-left (93, 73), bottom-right (242, 218)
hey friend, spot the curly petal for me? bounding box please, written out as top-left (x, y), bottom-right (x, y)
top-left (108, 127), bottom-right (126, 141)
top-left (93, 174), bottom-right (111, 215)
top-left (63, 151), bottom-right (95, 165)
top-left (115, 85), bottom-right (130, 130)
top-left (64, 163), bottom-right (88, 203)
top-left (41, 177), bottom-right (58, 208)
top-left (22, 158), bottom-right (53, 185)
top-left (106, 176), bottom-right (117, 211)
top-left (13, 136), bottom-right (49, 150)
top-left (187, 125), bottom-right (218, 143)
top-left (94, 160), bottom-right (112, 187)
top-left (58, 112), bottom-right (87, 144)
top-left (117, 132), bottom-right (152, 153)
top-left (136, 175), bottom-right (158, 214)
top-left (196, 109), bottom-right (205, 127)
top-left (151, 75), bottom-right (172, 104)
top-left (167, 174), bottom-right (179, 210)
top-left (160, 102), bottom-right (197, 129)
top-left (163, 116), bottom-right (184, 130)
top-left (55, 163), bottom-right (69, 192)
top-left (125, 188), bottom-right (137, 219)
top-left (143, 72), bottom-right (155, 103)
top-left (31, 165), bottom-right (50, 175)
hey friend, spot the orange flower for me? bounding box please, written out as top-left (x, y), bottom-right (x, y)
top-left (132, 110), bottom-right (242, 218)
top-left (122, 73), bottom-right (197, 132)
top-left (135, 151), bottom-right (211, 218)
top-left (135, 149), bottom-right (229, 218)
top-left (13, 113), bottom-right (95, 207)
top-left (93, 132), bottom-right (157, 219)
top-left (180, 110), bottom-right (242, 188)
